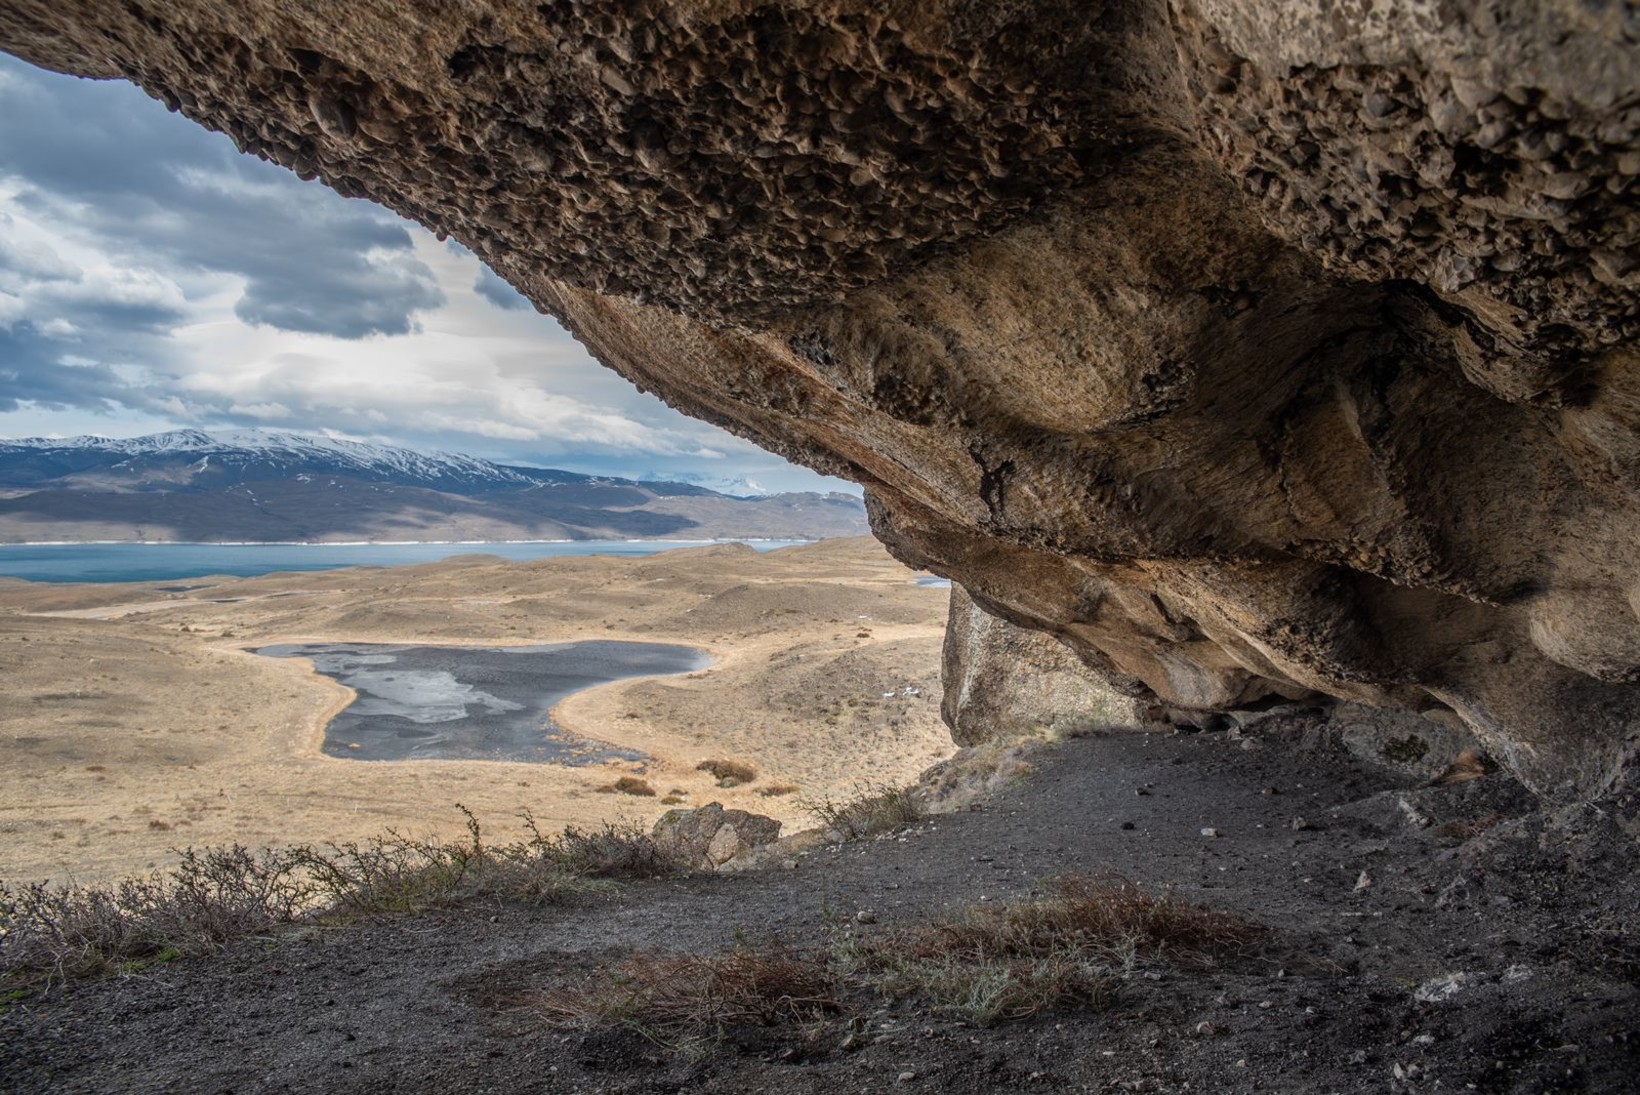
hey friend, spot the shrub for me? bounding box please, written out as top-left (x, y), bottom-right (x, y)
top-left (529, 816), bottom-right (688, 880)
top-left (597, 776), bottom-right (657, 796)
top-left (0, 807), bottom-right (690, 987)
top-left (0, 845), bottom-right (311, 984)
top-left (804, 781), bottom-right (923, 840)
top-left (696, 759), bottom-right (756, 787)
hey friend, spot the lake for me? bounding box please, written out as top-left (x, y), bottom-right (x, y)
top-left (0, 540), bottom-right (806, 584)
top-left (257, 640), bottom-right (710, 763)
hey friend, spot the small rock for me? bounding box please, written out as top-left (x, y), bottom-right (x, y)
top-left (1200, 827), bottom-right (1221, 838)
top-left (1291, 817), bottom-right (1311, 831)
top-left (855, 909), bottom-right (877, 924)
top-left (898, 1071), bottom-right (917, 1083)
top-left (1354, 870), bottom-right (1374, 893)
top-left (1120, 821), bottom-right (1136, 830)
top-left (1194, 1021), bottom-right (1215, 1036)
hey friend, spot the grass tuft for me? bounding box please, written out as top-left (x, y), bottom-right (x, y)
top-left (803, 781), bottom-right (923, 840)
top-left (597, 776), bottom-right (657, 797)
top-left (543, 945), bottom-right (840, 1037)
top-left (854, 875), bottom-right (1265, 1023)
top-left (696, 759), bottom-right (757, 787)
top-left (538, 874), bottom-right (1264, 1036)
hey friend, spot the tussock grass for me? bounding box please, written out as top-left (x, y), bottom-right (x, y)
top-left (894, 875), bottom-right (1265, 968)
top-left (803, 781), bottom-right (923, 840)
top-left (597, 776), bottom-right (657, 797)
top-left (854, 875), bottom-right (1265, 1023)
top-left (1, 808), bottom-right (686, 988)
top-left (696, 758), bottom-right (757, 787)
top-left (539, 875), bottom-right (1264, 1036)
top-left (543, 945), bottom-right (841, 1037)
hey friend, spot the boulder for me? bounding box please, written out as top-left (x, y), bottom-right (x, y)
top-left (651, 803), bottom-right (781, 871)
top-left (942, 586), bottom-right (1152, 745)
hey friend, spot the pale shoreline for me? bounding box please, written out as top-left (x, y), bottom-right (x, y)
top-left (0, 537), bottom-right (953, 884)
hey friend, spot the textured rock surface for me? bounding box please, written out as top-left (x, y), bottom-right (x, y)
top-left (651, 802), bottom-right (782, 870)
top-left (943, 586), bottom-right (1152, 745)
top-left (5, 1), bottom-right (1638, 799)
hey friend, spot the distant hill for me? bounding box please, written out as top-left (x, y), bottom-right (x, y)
top-left (0, 430), bottom-right (869, 543)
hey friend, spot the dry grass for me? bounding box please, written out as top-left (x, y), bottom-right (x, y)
top-left (543, 946), bottom-right (841, 1037)
top-left (1, 809), bottom-right (687, 988)
top-left (696, 759), bottom-right (757, 787)
top-left (854, 876), bottom-right (1265, 1023)
top-left (539, 875), bottom-right (1264, 1036)
top-left (803, 781), bottom-right (923, 840)
top-left (597, 776), bottom-right (657, 797)
top-left (895, 875), bottom-right (1265, 969)
top-left (0, 845), bottom-right (311, 983)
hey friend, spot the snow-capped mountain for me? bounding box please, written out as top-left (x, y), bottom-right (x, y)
top-left (639, 470), bottom-right (774, 497)
top-left (0, 429), bottom-right (870, 544)
top-left (0, 429), bottom-right (554, 493)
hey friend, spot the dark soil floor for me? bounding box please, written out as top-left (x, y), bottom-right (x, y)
top-left (4, 721), bottom-right (1638, 1094)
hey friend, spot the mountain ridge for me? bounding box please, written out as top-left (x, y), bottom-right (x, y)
top-left (0, 430), bottom-right (868, 543)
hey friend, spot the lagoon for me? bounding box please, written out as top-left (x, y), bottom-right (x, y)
top-left (257, 640), bottom-right (710, 763)
top-left (0, 539), bottom-right (805, 584)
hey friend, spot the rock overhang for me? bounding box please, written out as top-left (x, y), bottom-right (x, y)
top-left (3, 0), bottom-right (1637, 802)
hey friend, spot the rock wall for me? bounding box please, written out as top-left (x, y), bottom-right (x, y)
top-left (943, 587), bottom-right (1152, 745)
top-left (5, 1), bottom-right (1637, 800)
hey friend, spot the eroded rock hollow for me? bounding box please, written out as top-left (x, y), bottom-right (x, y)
top-left (5, 1), bottom-right (1638, 800)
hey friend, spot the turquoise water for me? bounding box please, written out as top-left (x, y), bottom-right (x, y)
top-left (0, 540), bottom-right (805, 584)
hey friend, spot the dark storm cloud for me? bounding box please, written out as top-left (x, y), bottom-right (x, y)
top-left (0, 324), bottom-right (131, 413)
top-left (0, 55), bottom-right (442, 339)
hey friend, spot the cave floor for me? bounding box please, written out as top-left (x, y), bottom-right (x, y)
top-left (5, 723), bottom-right (1637, 1094)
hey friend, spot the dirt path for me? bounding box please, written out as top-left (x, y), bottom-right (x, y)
top-left (5, 721), bottom-right (1635, 1094)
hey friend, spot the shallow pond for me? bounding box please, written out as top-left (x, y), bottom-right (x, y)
top-left (256, 641), bottom-right (709, 763)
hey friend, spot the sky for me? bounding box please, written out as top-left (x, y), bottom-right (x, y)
top-left (0, 55), bottom-right (854, 495)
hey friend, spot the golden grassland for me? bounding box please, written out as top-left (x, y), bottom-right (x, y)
top-left (0, 538), bottom-right (952, 884)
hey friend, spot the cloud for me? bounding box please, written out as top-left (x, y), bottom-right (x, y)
top-left (472, 263), bottom-right (531, 311)
top-left (0, 55), bottom-right (859, 494)
top-left (0, 61), bottom-right (442, 340)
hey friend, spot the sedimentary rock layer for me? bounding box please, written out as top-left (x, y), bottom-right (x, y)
top-left (4, 1), bottom-right (1637, 799)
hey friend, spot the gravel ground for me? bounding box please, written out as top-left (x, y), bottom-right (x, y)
top-left (4, 720), bottom-right (1636, 1094)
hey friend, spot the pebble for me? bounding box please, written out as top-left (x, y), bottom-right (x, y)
top-left (1200, 827), bottom-right (1221, 838)
top-left (1120, 821), bottom-right (1136, 830)
top-left (1354, 870), bottom-right (1374, 893)
top-left (1291, 817), bottom-right (1311, 831)
top-left (898, 1070), bottom-right (917, 1083)
top-left (855, 909), bottom-right (877, 924)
